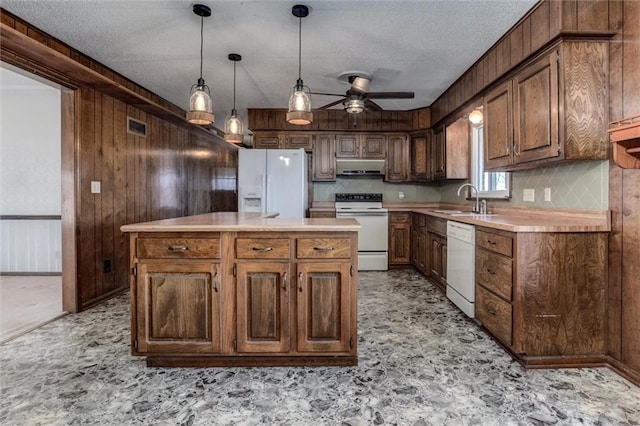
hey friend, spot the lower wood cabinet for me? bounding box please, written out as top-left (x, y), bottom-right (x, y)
top-left (474, 226), bottom-right (607, 367)
top-left (388, 212), bottom-right (411, 265)
top-left (130, 231), bottom-right (358, 367)
top-left (135, 261), bottom-right (222, 354)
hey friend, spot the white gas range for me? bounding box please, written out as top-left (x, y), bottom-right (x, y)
top-left (335, 193), bottom-right (388, 271)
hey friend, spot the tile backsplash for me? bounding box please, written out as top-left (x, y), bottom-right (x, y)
top-left (313, 178), bottom-right (440, 203)
top-left (440, 160), bottom-right (609, 210)
top-left (315, 161), bottom-right (608, 210)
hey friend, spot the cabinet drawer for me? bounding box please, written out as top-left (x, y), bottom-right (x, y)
top-left (137, 238), bottom-right (220, 259)
top-left (426, 216), bottom-right (447, 235)
top-left (236, 238), bottom-right (290, 259)
top-left (391, 212), bottom-right (411, 223)
top-left (476, 249), bottom-right (512, 301)
top-left (476, 285), bottom-right (512, 346)
top-left (476, 230), bottom-right (513, 257)
top-left (297, 238), bottom-right (351, 259)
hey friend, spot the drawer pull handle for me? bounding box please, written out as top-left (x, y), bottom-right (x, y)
top-left (486, 302), bottom-right (497, 315)
top-left (282, 272), bottom-right (288, 292)
top-left (314, 246), bottom-right (334, 251)
top-left (168, 245), bottom-right (188, 252)
top-left (486, 240), bottom-right (496, 245)
top-left (252, 247), bottom-right (273, 252)
top-left (487, 268), bottom-right (496, 275)
top-left (213, 271), bottom-right (219, 293)
top-left (298, 272), bottom-right (303, 292)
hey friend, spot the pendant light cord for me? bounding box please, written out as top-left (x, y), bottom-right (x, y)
top-left (297, 16), bottom-right (302, 81)
top-left (232, 60), bottom-right (237, 112)
top-left (199, 15), bottom-right (204, 80)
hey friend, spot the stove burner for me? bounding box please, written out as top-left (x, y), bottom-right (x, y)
top-left (335, 193), bottom-right (383, 202)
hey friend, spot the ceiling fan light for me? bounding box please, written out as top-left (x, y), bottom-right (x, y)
top-left (350, 76), bottom-right (370, 93)
top-left (469, 109), bottom-right (483, 125)
top-left (187, 79), bottom-right (214, 125)
top-left (344, 98), bottom-right (365, 114)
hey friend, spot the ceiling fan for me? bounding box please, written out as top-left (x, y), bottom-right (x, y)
top-left (312, 73), bottom-right (415, 114)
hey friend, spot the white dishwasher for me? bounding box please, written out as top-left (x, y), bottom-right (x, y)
top-left (446, 221), bottom-right (475, 318)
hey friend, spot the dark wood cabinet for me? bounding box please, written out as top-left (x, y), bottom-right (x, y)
top-left (443, 118), bottom-right (470, 179)
top-left (484, 41), bottom-right (608, 171)
top-left (475, 227), bottom-right (607, 366)
top-left (312, 134), bottom-right (336, 181)
top-left (411, 132), bottom-right (429, 181)
top-left (432, 126), bottom-right (446, 180)
top-left (388, 212), bottom-right (411, 265)
top-left (253, 132), bottom-right (313, 151)
top-left (411, 213), bottom-right (428, 274)
top-left (336, 134), bottom-right (387, 158)
top-left (309, 210), bottom-right (336, 218)
top-left (386, 134), bottom-right (410, 182)
top-left (426, 215), bottom-right (447, 292)
top-left (296, 262), bottom-right (352, 352)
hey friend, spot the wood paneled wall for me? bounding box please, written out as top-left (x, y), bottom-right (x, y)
top-left (76, 88), bottom-right (237, 309)
top-left (608, 0), bottom-right (640, 384)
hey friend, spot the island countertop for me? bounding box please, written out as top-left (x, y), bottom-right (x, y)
top-left (120, 212), bottom-right (361, 233)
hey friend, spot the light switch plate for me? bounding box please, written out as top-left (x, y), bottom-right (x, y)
top-left (523, 188), bottom-right (535, 202)
top-left (91, 181), bottom-right (101, 194)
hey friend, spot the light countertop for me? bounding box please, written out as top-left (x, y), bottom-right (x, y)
top-left (120, 212), bottom-right (361, 233)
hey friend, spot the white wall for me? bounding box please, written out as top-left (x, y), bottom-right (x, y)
top-left (0, 66), bottom-right (62, 272)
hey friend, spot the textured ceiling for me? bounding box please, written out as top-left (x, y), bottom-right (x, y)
top-left (1, 0), bottom-right (536, 129)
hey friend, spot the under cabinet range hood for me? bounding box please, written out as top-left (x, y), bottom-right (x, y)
top-left (336, 159), bottom-right (386, 177)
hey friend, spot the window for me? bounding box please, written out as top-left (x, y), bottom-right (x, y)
top-left (471, 123), bottom-right (510, 199)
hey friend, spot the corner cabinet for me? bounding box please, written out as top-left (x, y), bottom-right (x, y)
top-left (129, 229), bottom-right (359, 367)
top-left (475, 227), bottom-right (607, 367)
top-left (484, 41), bottom-right (608, 171)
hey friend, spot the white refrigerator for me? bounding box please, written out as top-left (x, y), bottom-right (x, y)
top-left (238, 149), bottom-right (308, 219)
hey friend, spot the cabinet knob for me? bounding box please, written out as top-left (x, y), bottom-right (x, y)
top-left (282, 271), bottom-right (288, 291)
top-left (487, 268), bottom-right (496, 276)
top-left (168, 245), bottom-right (188, 252)
top-left (486, 301), bottom-right (497, 315)
top-left (213, 271), bottom-right (219, 293)
top-left (298, 272), bottom-right (304, 292)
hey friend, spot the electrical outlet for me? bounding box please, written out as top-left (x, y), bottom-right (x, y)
top-left (544, 187), bottom-right (551, 202)
top-left (398, 191), bottom-right (405, 199)
top-left (104, 259), bottom-right (111, 273)
top-left (523, 188), bottom-right (535, 202)
top-left (91, 181), bottom-right (101, 194)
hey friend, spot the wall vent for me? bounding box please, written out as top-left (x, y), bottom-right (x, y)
top-left (127, 117), bottom-right (147, 137)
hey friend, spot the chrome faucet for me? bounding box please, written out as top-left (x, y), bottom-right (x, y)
top-left (456, 183), bottom-right (480, 213)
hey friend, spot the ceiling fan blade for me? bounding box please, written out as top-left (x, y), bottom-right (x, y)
top-left (318, 98), bottom-right (347, 110)
top-left (366, 92), bottom-right (415, 99)
top-left (309, 92), bottom-right (345, 97)
top-left (364, 99), bottom-right (383, 111)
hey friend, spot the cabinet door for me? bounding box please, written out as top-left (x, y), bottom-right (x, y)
top-left (135, 261), bottom-right (221, 354)
top-left (389, 222), bottom-right (411, 265)
top-left (236, 262), bottom-right (291, 353)
top-left (335, 134), bottom-right (360, 158)
top-left (296, 262), bottom-right (352, 353)
top-left (445, 118), bottom-right (470, 179)
top-left (411, 133), bottom-right (428, 181)
top-left (513, 50), bottom-right (559, 164)
top-left (312, 134), bottom-right (336, 181)
top-left (253, 132), bottom-right (281, 149)
top-left (361, 134), bottom-right (387, 158)
top-left (411, 228), bottom-right (420, 267)
top-left (432, 126), bottom-right (446, 180)
top-left (440, 237), bottom-right (447, 285)
top-left (429, 234), bottom-right (441, 281)
top-left (484, 80), bottom-right (514, 169)
top-left (386, 134), bottom-right (410, 182)
top-left (284, 133), bottom-right (313, 151)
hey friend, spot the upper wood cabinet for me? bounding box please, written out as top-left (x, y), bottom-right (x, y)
top-left (432, 126), bottom-right (446, 180)
top-left (312, 134), bottom-right (336, 181)
top-left (411, 132), bottom-right (430, 181)
top-left (484, 41), bottom-right (608, 171)
top-left (253, 132), bottom-right (313, 151)
top-left (336, 134), bottom-right (386, 158)
top-left (385, 134), bottom-right (410, 182)
top-left (429, 121), bottom-right (469, 181)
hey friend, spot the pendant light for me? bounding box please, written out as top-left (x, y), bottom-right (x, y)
top-left (186, 4), bottom-right (214, 126)
top-left (468, 108), bottom-right (483, 125)
top-left (286, 4), bottom-right (313, 126)
top-left (224, 53), bottom-right (244, 144)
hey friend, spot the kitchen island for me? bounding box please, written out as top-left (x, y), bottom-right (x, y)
top-left (121, 212), bottom-right (361, 367)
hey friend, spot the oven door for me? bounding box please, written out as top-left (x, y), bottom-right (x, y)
top-left (335, 211), bottom-right (388, 251)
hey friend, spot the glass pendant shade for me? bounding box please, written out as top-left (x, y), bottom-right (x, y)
top-left (224, 109), bottom-right (244, 144)
top-left (187, 78), bottom-right (214, 125)
top-left (468, 109), bottom-right (483, 125)
top-left (286, 80), bottom-right (313, 125)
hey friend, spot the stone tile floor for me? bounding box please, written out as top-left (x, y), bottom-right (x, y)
top-left (1, 270), bottom-right (638, 425)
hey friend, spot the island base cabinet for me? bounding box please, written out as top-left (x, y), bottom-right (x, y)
top-left (297, 262), bottom-right (353, 353)
top-left (134, 261), bottom-right (222, 354)
top-left (236, 262), bottom-right (291, 354)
